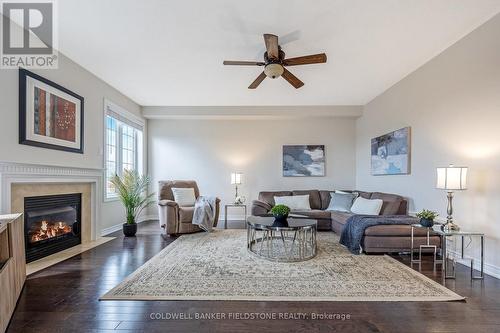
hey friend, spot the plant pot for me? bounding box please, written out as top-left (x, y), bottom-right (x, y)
top-left (420, 218), bottom-right (434, 228)
top-left (272, 214), bottom-right (289, 227)
top-left (123, 223), bottom-right (137, 237)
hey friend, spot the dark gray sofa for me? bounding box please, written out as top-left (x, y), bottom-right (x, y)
top-left (251, 189), bottom-right (440, 253)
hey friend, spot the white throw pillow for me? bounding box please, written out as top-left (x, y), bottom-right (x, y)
top-left (274, 195), bottom-right (311, 211)
top-left (171, 188), bottom-right (196, 207)
top-left (350, 197), bottom-right (383, 215)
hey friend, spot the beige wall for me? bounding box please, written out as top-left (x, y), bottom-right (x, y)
top-left (0, 49), bottom-right (144, 232)
top-left (356, 13), bottom-right (500, 274)
top-left (148, 117), bottom-right (357, 218)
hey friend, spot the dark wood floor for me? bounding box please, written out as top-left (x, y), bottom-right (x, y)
top-left (7, 220), bottom-right (500, 333)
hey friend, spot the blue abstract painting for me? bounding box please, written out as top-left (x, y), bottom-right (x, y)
top-left (371, 127), bottom-right (410, 175)
top-left (283, 145), bottom-right (325, 177)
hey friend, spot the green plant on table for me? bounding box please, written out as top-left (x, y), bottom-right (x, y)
top-left (416, 209), bottom-right (439, 221)
top-left (271, 204), bottom-right (291, 216)
top-left (110, 169), bottom-right (156, 224)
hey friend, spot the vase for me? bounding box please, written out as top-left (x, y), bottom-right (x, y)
top-left (420, 218), bottom-right (434, 228)
top-left (123, 223), bottom-right (137, 237)
top-left (272, 214), bottom-right (289, 227)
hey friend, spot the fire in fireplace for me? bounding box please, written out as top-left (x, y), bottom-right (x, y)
top-left (24, 193), bottom-right (81, 263)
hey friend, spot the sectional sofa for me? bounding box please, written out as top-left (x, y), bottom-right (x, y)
top-left (251, 189), bottom-right (440, 253)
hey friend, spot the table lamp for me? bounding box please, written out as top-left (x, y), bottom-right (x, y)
top-left (230, 172), bottom-right (242, 204)
top-left (436, 165), bottom-right (467, 231)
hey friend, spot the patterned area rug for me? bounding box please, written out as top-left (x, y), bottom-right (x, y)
top-left (101, 230), bottom-right (463, 302)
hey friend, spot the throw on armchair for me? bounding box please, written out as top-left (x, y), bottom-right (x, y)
top-left (158, 180), bottom-right (220, 236)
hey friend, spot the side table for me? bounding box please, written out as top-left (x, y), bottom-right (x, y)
top-left (411, 224), bottom-right (485, 280)
top-left (438, 229), bottom-right (485, 280)
top-left (410, 224), bottom-right (443, 272)
top-left (224, 204), bottom-right (247, 229)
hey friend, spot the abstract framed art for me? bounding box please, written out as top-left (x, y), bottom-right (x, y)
top-left (283, 145), bottom-right (325, 177)
top-left (19, 68), bottom-right (84, 153)
top-left (371, 127), bottom-right (410, 175)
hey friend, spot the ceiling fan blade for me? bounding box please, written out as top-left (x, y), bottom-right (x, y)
top-left (283, 53), bottom-right (327, 66)
top-left (223, 60), bottom-right (265, 66)
top-left (282, 68), bottom-right (304, 89)
top-left (263, 34), bottom-right (279, 59)
top-left (248, 72), bottom-right (267, 89)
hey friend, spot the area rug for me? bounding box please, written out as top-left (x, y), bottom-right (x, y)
top-left (101, 230), bottom-right (463, 302)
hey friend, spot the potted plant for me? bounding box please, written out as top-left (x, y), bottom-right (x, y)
top-left (416, 209), bottom-right (439, 228)
top-left (110, 170), bottom-right (156, 237)
top-left (271, 204), bottom-right (291, 226)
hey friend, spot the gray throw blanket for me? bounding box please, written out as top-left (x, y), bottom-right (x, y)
top-left (340, 215), bottom-right (418, 254)
top-left (192, 196), bottom-right (217, 232)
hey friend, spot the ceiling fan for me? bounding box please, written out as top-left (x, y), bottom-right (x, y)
top-left (223, 33), bottom-right (327, 89)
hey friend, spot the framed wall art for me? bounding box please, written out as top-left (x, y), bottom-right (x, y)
top-left (371, 127), bottom-right (410, 175)
top-left (19, 68), bottom-right (84, 153)
top-left (283, 145), bottom-right (325, 177)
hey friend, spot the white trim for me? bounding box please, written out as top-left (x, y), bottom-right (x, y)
top-left (142, 105), bottom-right (363, 120)
top-left (104, 99), bottom-right (145, 128)
top-left (0, 162), bottom-right (102, 241)
top-left (446, 249), bottom-right (500, 279)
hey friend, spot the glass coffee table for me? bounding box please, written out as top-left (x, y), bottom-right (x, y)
top-left (246, 216), bottom-right (317, 262)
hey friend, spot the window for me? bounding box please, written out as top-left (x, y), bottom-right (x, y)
top-left (104, 101), bottom-right (144, 200)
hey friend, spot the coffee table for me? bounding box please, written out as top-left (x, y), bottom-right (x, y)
top-left (246, 216), bottom-right (317, 262)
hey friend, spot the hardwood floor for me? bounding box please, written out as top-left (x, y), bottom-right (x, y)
top-left (7, 220), bottom-right (500, 333)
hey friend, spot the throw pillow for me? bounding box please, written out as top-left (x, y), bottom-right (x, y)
top-left (350, 197), bottom-right (383, 215)
top-left (326, 192), bottom-right (357, 212)
top-left (274, 195), bottom-right (311, 211)
top-left (171, 187), bottom-right (196, 207)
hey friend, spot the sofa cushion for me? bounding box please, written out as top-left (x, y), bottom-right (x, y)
top-left (258, 191), bottom-right (292, 206)
top-left (293, 210), bottom-right (331, 220)
top-left (370, 192), bottom-right (404, 215)
top-left (275, 195), bottom-right (311, 211)
top-left (319, 190), bottom-right (332, 210)
top-left (330, 211), bottom-right (353, 225)
top-left (364, 224), bottom-right (436, 237)
top-left (158, 180), bottom-right (200, 201)
top-left (179, 206), bottom-right (194, 223)
top-left (292, 190), bottom-right (321, 209)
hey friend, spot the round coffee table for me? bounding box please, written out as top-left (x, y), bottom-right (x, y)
top-left (246, 216), bottom-right (317, 262)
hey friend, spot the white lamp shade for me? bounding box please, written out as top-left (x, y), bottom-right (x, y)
top-left (436, 166), bottom-right (467, 190)
top-left (231, 172), bottom-right (242, 185)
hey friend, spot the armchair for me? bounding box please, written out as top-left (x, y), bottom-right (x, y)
top-left (158, 180), bottom-right (220, 236)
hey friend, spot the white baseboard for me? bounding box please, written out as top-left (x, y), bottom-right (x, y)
top-left (220, 214), bottom-right (247, 221)
top-left (100, 216), bottom-right (156, 236)
top-left (446, 249), bottom-right (499, 279)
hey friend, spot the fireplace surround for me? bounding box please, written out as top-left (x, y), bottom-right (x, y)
top-left (24, 193), bottom-right (82, 263)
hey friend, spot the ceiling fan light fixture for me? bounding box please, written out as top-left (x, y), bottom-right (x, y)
top-left (264, 63), bottom-right (284, 79)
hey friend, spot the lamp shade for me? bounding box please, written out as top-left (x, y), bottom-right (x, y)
top-left (436, 166), bottom-right (467, 190)
top-left (231, 172), bottom-right (242, 185)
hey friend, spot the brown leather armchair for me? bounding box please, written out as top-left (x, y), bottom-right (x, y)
top-left (158, 180), bottom-right (220, 236)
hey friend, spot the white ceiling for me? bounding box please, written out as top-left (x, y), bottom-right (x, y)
top-left (57, 0), bottom-right (500, 106)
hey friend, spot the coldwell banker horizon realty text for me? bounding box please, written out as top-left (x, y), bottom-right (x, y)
top-left (1, 0), bottom-right (58, 69)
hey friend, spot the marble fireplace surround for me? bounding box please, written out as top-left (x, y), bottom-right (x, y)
top-left (0, 162), bottom-right (110, 273)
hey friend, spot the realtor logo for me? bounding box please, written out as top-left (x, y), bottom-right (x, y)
top-left (1, 0), bottom-right (58, 68)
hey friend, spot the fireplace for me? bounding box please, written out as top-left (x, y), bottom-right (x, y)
top-left (24, 193), bottom-right (82, 263)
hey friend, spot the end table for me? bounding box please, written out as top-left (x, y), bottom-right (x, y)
top-left (224, 204), bottom-right (247, 229)
top-left (410, 224), bottom-right (443, 272)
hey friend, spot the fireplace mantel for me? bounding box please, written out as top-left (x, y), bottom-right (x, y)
top-left (0, 162), bottom-right (103, 242)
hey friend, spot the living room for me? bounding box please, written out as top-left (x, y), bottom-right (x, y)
top-left (1, 1), bottom-right (500, 332)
